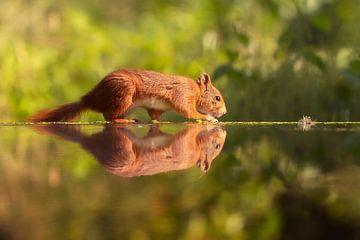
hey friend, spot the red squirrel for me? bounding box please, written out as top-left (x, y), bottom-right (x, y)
top-left (30, 69), bottom-right (227, 123)
top-left (32, 124), bottom-right (227, 177)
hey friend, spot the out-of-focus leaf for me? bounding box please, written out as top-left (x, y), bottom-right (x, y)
top-left (311, 14), bottom-right (332, 32)
top-left (257, 0), bottom-right (280, 17)
top-left (340, 59), bottom-right (360, 85)
top-left (303, 52), bottom-right (327, 71)
top-left (238, 32), bottom-right (249, 47)
top-left (213, 63), bottom-right (232, 80)
top-left (225, 48), bottom-right (239, 62)
top-left (349, 60), bottom-right (360, 75)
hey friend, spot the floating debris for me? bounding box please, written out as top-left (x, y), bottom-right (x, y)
top-left (298, 116), bottom-right (316, 131)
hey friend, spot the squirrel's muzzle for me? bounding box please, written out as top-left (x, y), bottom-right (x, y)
top-left (215, 107), bottom-right (227, 118)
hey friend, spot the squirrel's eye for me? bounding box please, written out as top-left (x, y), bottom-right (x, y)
top-left (215, 96), bottom-right (221, 102)
top-left (215, 144), bottom-right (221, 149)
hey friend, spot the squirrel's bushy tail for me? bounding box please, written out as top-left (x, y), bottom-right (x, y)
top-left (29, 101), bottom-right (86, 122)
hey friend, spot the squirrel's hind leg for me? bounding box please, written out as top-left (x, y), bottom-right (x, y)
top-left (102, 81), bottom-right (136, 123)
top-left (148, 109), bottom-right (163, 121)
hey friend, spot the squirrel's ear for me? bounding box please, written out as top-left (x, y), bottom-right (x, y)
top-left (196, 73), bottom-right (211, 86)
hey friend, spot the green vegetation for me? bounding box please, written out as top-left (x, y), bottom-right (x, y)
top-left (1, 0), bottom-right (360, 122)
top-left (1, 1), bottom-right (360, 239)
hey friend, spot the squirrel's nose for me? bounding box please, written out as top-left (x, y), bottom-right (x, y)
top-left (222, 107), bottom-right (227, 115)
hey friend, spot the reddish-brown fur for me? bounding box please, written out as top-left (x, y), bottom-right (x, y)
top-left (29, 69), bottom-right (227, 122)
top-left (32, 124), bottom-right (227, 177)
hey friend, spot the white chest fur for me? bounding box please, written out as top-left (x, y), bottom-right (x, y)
top-left (133, 97), bottom-right (173, 111)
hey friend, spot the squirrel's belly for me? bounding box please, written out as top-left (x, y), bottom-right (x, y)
top-left (133, 97), bottom-right (173, 111)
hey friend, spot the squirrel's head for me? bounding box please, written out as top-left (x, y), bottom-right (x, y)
top-left (196, 126), bottom-right (227, 172)
top-left (196, 73), bottom-right (227, 118)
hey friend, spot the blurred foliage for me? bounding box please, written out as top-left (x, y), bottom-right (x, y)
top-left (2, 0), bottom-right (360, 239)
top-left (1, 0), bottom-right (360, 121)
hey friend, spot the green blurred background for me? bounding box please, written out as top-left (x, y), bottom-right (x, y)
top-left (2, 0), bottom-right (360, 122)
top-left (2, 1), bottom-right (360, 239)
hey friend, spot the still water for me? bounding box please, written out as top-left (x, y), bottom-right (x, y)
top-left (0, 123), bottom-right (360, 239)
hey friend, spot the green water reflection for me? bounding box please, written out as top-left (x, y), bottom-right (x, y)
top-left (0, 123), bottom-right (360, 239)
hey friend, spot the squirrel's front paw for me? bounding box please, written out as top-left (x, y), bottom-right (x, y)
top-left (205, 115), bottom-right (218, 123)
top-left (195, 115), bottom-right (218, 123)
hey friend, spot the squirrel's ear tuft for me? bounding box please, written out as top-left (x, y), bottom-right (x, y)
top-left (196, 73), bottom-right (211, 86)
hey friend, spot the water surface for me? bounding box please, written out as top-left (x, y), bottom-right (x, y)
top-left (1, 123), bottom-right (360, 239)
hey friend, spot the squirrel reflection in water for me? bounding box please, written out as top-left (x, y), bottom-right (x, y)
top-left (33, 124), bottom-right (226, 177)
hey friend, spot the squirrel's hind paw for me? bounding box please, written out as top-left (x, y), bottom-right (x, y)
top-left (111, 118), bottom-right (137, 124)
